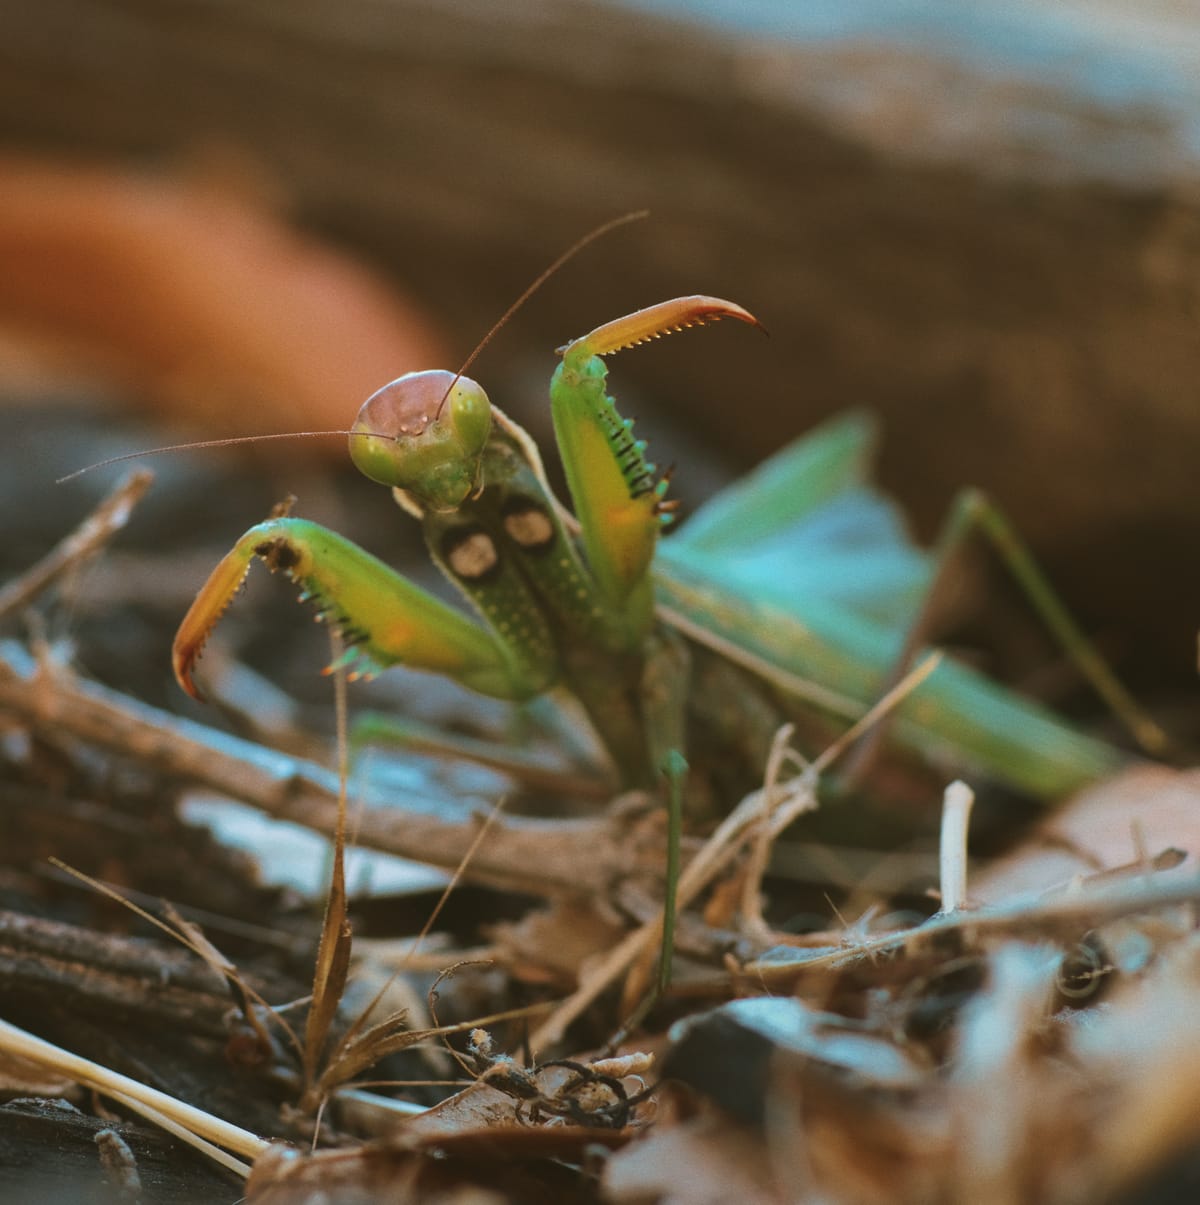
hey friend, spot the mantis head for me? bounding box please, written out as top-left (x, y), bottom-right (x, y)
top-left (349, 369), bottom-right (492, 512)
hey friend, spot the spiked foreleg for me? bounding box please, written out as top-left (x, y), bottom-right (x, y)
top-left (173, 518), bottom-right (556, 702)
top-left (550, 296), bottom-right (763, 637)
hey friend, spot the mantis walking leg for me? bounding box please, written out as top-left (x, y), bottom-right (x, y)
top-left (844, 488), bottom-right (1167, 784)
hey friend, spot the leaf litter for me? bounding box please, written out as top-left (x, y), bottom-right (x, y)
top-left (1, 431), bottom-right (1199, 1204)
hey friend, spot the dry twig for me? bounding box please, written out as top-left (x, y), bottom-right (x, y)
top-left (0, 468), bottom-right (153, 622)
top-left (0, 641), bottom-right (642, 898)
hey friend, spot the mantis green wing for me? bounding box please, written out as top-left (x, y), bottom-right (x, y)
top-left (655, 415), bottom-right (1127, 799)
top-left (662, 411), bottom-right (929, 629)
top-left (672, 409), bottom-right (881, 546)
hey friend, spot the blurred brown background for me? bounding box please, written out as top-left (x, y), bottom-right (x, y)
top-left (1, 0), bottom-right (1196, 691)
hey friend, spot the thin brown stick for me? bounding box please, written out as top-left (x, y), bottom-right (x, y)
top-left (404, 796), bottom-right (508, 967)
top-left (0, 468), bottom-right (153, 620)
top-left (45, 860), bottom-right (303, 1059)
top-left (744, 869), bottom-right (1200, 988)
top-left (738, 724), bottom-right (802, 940)
top-left (0, 641), bottom-right (630, 898)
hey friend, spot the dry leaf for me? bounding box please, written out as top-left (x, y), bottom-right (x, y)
top-left (973, 766), bottom-right (1200, 902)
top-left (604, 1114), bottom-right (784, 1205)
top-left (488, 900), bottom-right (627, 987)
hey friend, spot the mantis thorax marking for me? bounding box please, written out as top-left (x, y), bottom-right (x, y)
top-left (442, 528), bottom-right (501, 582)
top-left (501, 499), bottom-right (556, 552)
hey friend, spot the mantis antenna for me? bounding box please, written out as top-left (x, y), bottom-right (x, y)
top-left (56, 430), bottom-right (375, 484)
top-left (57, 210), bottom-right (651, 485)
top-left (434, 209), bottom-right (649, 419)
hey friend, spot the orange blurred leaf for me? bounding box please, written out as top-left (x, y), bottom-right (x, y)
top-left (0, 155), bottom-right (448, 440)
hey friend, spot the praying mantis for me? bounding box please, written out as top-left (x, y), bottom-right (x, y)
top-left (172, 288), bottom-right (1158, 809)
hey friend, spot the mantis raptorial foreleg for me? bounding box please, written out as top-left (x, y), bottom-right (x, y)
top-left (172, 516), bottom-right (558, 703)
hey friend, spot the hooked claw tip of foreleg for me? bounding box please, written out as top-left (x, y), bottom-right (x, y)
top-left (565, 296), bottom-right (764, 360)
top-left (172, 646), bottom-right (206, 701)
top-left (172, 547), bottom-right (256, 702)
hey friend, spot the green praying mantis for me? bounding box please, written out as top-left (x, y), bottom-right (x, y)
top-left (174, 296), bottom-right (759, 794)
top-left (172, 284), bottom-right (1160, 811)
top-left (165, 241), bottom-right (1170, 1006)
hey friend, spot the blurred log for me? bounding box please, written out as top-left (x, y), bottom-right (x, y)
top-left (1, 0), bottom-right (1197, 679)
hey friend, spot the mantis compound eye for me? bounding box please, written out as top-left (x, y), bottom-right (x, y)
top-left (349, 370), bottom-right (492, 511)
